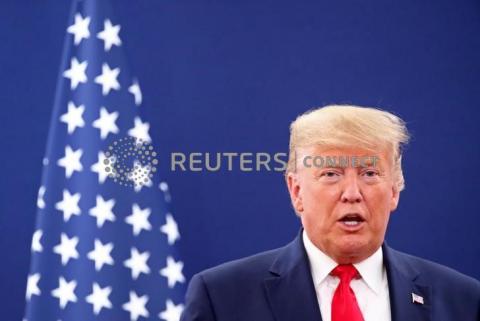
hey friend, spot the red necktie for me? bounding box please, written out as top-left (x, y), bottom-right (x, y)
top-left (331, 264), bottom-right (365, 321)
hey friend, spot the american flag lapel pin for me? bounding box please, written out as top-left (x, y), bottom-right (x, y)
top-left (412, 293), bottom-right (424, 305)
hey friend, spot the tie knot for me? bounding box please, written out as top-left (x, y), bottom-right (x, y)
top-left (331, 264), bottom-right (360, 282)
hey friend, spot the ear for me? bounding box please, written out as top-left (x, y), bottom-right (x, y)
top-left (287, 172), bottom-right (304, 213)
top-left (390, 184), bottom-right (400, 212)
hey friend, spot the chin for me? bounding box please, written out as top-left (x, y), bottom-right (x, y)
top-left (334, 237), bottom-right (371, 262)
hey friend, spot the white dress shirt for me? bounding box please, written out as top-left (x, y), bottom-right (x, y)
top-left (302, 230), bottom-right (391, 321)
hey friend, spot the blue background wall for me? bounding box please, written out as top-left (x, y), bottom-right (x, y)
top-left (1, 1), bottom-right (479, 320)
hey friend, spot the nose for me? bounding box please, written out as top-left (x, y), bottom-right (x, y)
top-left (340, 173), bottom-right (363, 203)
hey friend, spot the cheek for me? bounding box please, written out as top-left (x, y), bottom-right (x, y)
top-left (302, 185), bottom-right (331, 211)
top-left (301, 186), bottom-right (339, 226)
top-left (364, 190), bottom-right (393, 227)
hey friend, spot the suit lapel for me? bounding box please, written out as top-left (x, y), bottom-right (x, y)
top-left (264, 231), bottom-right (322, 321)
top-left (383, 244), bottom-right (431, 321)
top-left (263, 234), bottom-right (432, 321)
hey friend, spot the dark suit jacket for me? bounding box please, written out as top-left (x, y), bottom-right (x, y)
top-left (181, 231), bottom-right (480, 321)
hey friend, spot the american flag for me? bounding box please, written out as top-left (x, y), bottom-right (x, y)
top-left (24, 1), bottom-right (185, 320)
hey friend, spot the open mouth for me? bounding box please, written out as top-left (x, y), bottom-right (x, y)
top-left (338, 213), bottom-right (365, 227)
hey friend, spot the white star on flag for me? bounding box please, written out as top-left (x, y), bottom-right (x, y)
top-left (87, 239), bottom-right (114, 271)
top-left (92, 106), bottom-right (119, 139)
top-left (124, 248), bottom-right (150, 280)
top-left (26, 273), bottom-right (41, 300)
top-left (53, 233), bottom-right (80, 266)
top-left (67, 13), bottom-right (90, 45)
top-left (89, 195), bottom-right (116, 228)
top-left (51, 277), bottom-right (77, 309)
top-left (122, 291), bottom-right (149, 321)
top-left (90, 151), bottom-right (111, 184)
top-left (63, 57), bottom-right (88, 90)
top-left (128, 117), bottom-right (151, 143)
top-left (95, 63), bottom-right (120, 95)
top-left (125, 203), bottom-right (152, 236)
top-left (57, 145), bottom-right (83, 178)
top-left (31, 229), bottom-right (43, 253)
top-left (55, 189), bottom-right (81, 222)
top-left (128, 160), bottom-right (153, 192)
top-left (128, 79), bottom-right (142, 106)
top-left (85, 282), bottom-right (113, 315)
top-left (37, 186), bottom-right (46, 209)
top-left (159, 256), bottom-right (185, 288)
top-left (60, 101), bottom-right (85, 134)
top-left (97, 19), bottom-right (122, 51)
top-left (160, 213), bottom-right (180, 245)
top-left (159, 299), bottom-right (184, 321)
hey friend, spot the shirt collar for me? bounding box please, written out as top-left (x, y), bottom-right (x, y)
top-left (302, 230), bottom-right (384, 295)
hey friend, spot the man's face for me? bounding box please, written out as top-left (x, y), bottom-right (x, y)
top-left (287, 146), bottom-right (400, 264)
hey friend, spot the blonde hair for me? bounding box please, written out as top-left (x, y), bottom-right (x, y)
top-left (287, 105), bottom-right (410, 191)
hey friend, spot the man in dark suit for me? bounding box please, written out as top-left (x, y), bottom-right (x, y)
top-left (181, 105), bottom-right (480, 321)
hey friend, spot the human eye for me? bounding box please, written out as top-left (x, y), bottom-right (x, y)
top-left (360, 168), bottom-right (380, 182)
top-left (363, 170), bottom-right (378, 177)
top-left (317, 169), bottom-right (342, 182)
top-left (323, 171), bottom-right (339, 177)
